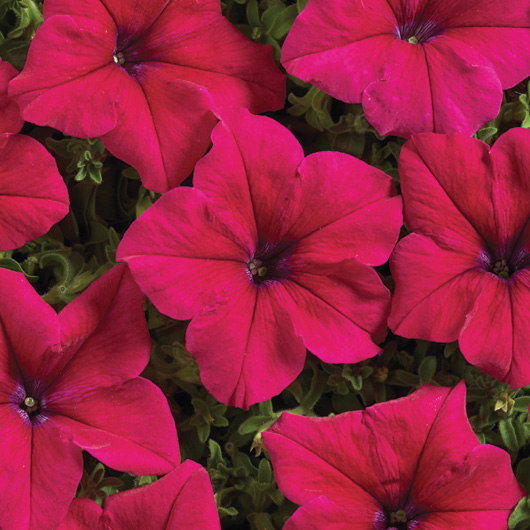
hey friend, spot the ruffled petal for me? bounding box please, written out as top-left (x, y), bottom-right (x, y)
top-left (57, 498), bottom-right (103, 530)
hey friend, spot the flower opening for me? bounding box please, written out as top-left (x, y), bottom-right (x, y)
top-left (246, 242), bottom-right (293, 286)
top-left (113, 51), bottom-right (125, 66)
top-left (11, 379), bottom-right (48, 427)
top-left (396, 19), bottom-right (443, 44)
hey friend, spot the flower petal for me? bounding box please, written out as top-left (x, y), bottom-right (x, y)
top-left (458, 274), bottom-right (513, 382)
top-left (398, 133), bottom-right (496, 252)
top-left (284, 497), bottom-right (374, 530)
top-left (489, 128), bottom-right (530, 250)
top-left (0, 405), bottom-right (82, 530)
top-left (103, 461), bottom-right (220, 529)
top-left (0, 134), bottom-right (69, 251)
top-left (194, 108), bottom-right (304, 251)
top-left (48, 378), bottom-right (179, 475)
top-left (0, 60), bottom-right (23, 134)
top-left (263, 385), bottom-right (455, 511)
top-left (363, 39), bottom-right (501, 136)
top-left (187, 281), bottom-right (306, 408)
top-left (117, 187), bottom-right (246, 321)
top-left (281, 0), bottom-right (396, 102)
top-left (57, 498), bottom-right (103, 530)
top-left (280, 260), bottom-right (389, 362)
top-left (55, 264), bottom-right (150, 392)
top-left (0, 268), bottom-right (60, 387)
top-left (128, 0), bottom-right (285, 112)
top-left (389, 234), bottom-right (483, 342)
top-left (100, 65), bottom-right (217, 193)
top-left (8, 15), bottom-right (120, 137)
top-left (283, 151), bottom-right (401, 266)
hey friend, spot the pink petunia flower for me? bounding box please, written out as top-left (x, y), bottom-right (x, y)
top-left (389, 129), bottom-right (530, 387)
top-left (0, 59), bottom-right (69, 250)
top-left (263, 382), bottom-right (525, 530)
top-left (117, 108), bottom-right (402, 408)
top-left (0, 264), bottom-right (179, 530)
top-left (57, 461), bottom-right (220, 530)
top-left (8, 0), bottom-right (286, 193)
top-left (282, 0), bottom-right (530, 137)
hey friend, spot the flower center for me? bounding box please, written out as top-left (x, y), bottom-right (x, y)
top-left (492, 258), bottom-right (510, 279)
top-left (22, 396), bottom-right (39, 416)
top-left (247, 258), bottom-right (268, 280)
top-left (396, 19), bottom-right (443, 44)
top-left (387, 510), bottom-right (408, 530)
top-left (113, 51), bottom-right (126, 66)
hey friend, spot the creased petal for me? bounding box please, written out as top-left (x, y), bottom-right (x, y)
top-left (389, 234), bottom-right (483, 342)
top-left (0, 406), bottom-right (82, 530)
top-left (0, 134), bottom-right (69, 251)
top-left (399, 133), bottom-right (496, 252)
top-left (0, 268), bottom-right (60, 386)
top-left (101, 66), bottom-right (217, 193)
top-left (48, 377), bottom-right (179, 475)
top-left (194, 108), bottom-right (304, 250)
top-left (187, 281), bottom-right (306, 409)
top-left (117, 187), bottom-right (246, 320)
top-left (458, 274), bottom-right (513, 383)
top-left (280, 260), bottom-right (389, 361)
top-left (129, 1), bottom-right (285, 112)
top-left (103, 461), bottom-right (220, 529)
top-left (55, 264), bottom-right (150, 392)
top-left (283, 151), bottom-right (401, 266)
top-left (284, 497), bottom-right (375, 530)
top-left (263, 385), bottom-right (456, 510)
top-left (281, 0), bottom-right (396, 102)
top-left (8, 15), bottom-right (119, 137)
top-left (363, 40), bottom-right (501, 136)
top-left (489, 128), bottom-right (530, 250)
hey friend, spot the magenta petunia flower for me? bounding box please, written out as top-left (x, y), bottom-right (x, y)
top-left (389, 129), bottom-right (530, 387)
top-left (263, 382), bottom-right (525, 530)
top-left (8, 0), bottom-right (286, 193)
top-left (0, 59), bottom-right (69, 250)
top-left (282, 0), bottom-right (530, 137)
top-left (0, 264), bottom-right (179, 530)
top-left (117, 108), bottom-right (402, 408)
top-left (57, 461), bottom-right (220, 530)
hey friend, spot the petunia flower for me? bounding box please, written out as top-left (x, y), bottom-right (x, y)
top-left (8, 0), bottom-right (286, 193)
top-left (263, 382), bottom-right (525, 530)
top-left (0, 264), bottom-right (179, 530)
top-left (57, 461), bottom-right (221, 530)
top-left (389, 129), bottom-right (530, 388)
top-left (117, 108), bottom-right (402, 408)
top-left (0, 59), bottom-right (69, 250)
top-left (282, 0), bottom-right (530, 137)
